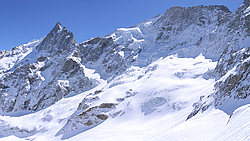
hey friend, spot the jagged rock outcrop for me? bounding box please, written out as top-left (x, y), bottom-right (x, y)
top-left (187, 47), bottom-right (249, 120)
top-left (187, 1), bottom-right (249, 119)
top-left (214, 48), bottom-right (249, 111)
top-left (150, 5), bottom-right (233, 60)
top-left (212, 1), bottom-right (249, 113)
top-left (36, 22), bottom-right (76, 52)
top-left (76, 28), bottom-right (143, 78)
top-left (57, 91), bottom-right (116, 139)
top-left (0, 23), bottom-right (98, 115)
top-left (154, 5), bottom-right (230, 29)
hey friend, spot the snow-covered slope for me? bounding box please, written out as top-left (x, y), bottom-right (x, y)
top-left (0, 55), bottom-right (249, 141)
top-left (0, 23), bottom-right (99, 115)
top-left (0, 1), bottom-right (249, 140)
top-left (0, 39), bottom-right (42, 77)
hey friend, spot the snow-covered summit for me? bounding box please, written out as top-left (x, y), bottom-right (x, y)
top-left (36, 22), bottom-right (76, 52)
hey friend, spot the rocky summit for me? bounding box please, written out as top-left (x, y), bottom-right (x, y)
top-left (0, 1), bottom-right (249, 141)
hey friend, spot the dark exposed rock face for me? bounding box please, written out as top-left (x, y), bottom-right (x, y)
top-left (187, 47), bottom-right (249, 120)
top-left (213, 47), bottom-right (249, 113)
top-left (155, 5), bottom-right (230, 28)
top-left (186, 2), bottom-right (250, 119)
top-left (0, 23), bottom-right (98, 115)
top-left (36, 22), bottom-right (76, 52)
top-left (154, 5), bottom-right (231, 37)
top-left (77, 35), bottom-right (140, 78)
top-left (147, 4), bottom-right (237, 61)
top-left (57, 92), bottom-right (117, 139)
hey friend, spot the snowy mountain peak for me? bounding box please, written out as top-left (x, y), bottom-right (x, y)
top-left (53, 22), bottom-right (63, 32)
top-left (36, 22), bottom-right (76, 52)
top-left (155, 4), bottom-right (230, 28)
top-left (0, 2), bottom-right (249, 140)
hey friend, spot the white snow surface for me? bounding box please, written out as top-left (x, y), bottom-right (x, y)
top-left (0, 39), bottom-right (42, 77)
top-left (0, 55), bottom-right (249, 141)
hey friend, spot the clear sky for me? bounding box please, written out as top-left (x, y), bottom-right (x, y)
top-left (0, 0), bottom-right (244, 50)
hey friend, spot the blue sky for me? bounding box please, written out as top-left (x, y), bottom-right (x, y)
top-left (0, 0), bottom-right (243, 50)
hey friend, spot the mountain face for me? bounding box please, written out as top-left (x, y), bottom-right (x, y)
top-left (0, 1), bottom-right (249, 141)
top-left (0, 23), bottom-right (98, 115)
top-left (187, 1), bottom-right (250, 119)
